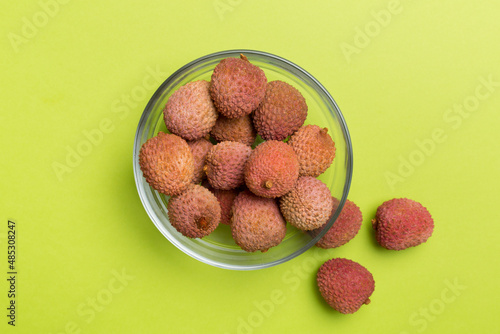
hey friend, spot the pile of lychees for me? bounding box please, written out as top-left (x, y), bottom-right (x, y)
top-left (140, 54), bottom-right (337, 251)
top-left (316, 197), bottom-right (434, 314)
top-left (139, 54), bottom-right (435, 314)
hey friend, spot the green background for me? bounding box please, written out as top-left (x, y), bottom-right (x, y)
top-left (1, 0), bottom-right (499, 333)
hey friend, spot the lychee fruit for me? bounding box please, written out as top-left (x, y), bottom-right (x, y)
top-left (310, 198), bottom-right (363, 249)
top-left (203, 181), bottom-right (240, 226)
top-left (279, 176), bottom-right (333, 230)
top-left (187, 138), bottom-right (213, 184)
top-left (167, 185), bottom-right (221, 238)
top-left (317, 258), bottom-right (375, 314)
top-left (163, 80), bottom-right (218, 140)
top-left (253, 80), bottom-right (308, 140)
top-left (231, 190), bottom-right (287, 252)
top-left (288, 125), bottom-right (336, 177)
top-left (205, 141), bottom-right (252, 190)
top-left (210, 114), bottom-right (256, 146)
top-left (372, 198), bottom-right (434, 250)
top-left (139, 132), bottom-right (194, 196)
top-left (244, 140), bottom-right (299, 198)
top-left (210, 54), bottom-right (267, 118)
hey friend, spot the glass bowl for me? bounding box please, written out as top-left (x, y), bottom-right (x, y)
top-left (133, 49), bottom-right (353, 270)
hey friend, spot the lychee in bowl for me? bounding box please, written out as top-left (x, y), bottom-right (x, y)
top-left (133, 50), bottom-right (353, 270)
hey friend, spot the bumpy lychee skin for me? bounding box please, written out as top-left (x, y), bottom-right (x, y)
top-left (205, 141), bottom-right (252, 190)
top-left (167, 185), bottom-right (221, 238)
top-left (317, 258), bottom-right (375, 314)
top-left (203, 181), bottom-right (240, 225)
top-left (245, 140), bottom-right (299, 198)
top-left (231, 190), bottom-right (287, 252)
top-left (288, 125), bottom-right (336, 177)
top-left (210, 114), bottom-right (256, 146)
top-left (164, 80), bottom-right (218, 140)
top-left (187, 138), bottom-right (213, 184)
top-left (253, 80), bottom-right (308, 140)
top-left (279, 177), bottom-right (333, 230)
top-left (310, 198), bottom-right (363, 249)
top-left (139, 132), bottom-right (194, 196)
top-left (210, 54), bottom-right (267, 118)
top-left (372, 198), bottom-right (434, 250)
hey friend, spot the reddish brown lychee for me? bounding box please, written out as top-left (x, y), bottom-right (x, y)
top-left (187, 138), bottom-right (213, 184)
top-left (205, 141), bottom-right (252, 190)
top-left (163, 80), bottom-right (218, 140)
top-left (210, 54), bottom-right (267, 118)
top-left (288, 125), bottom-right (336, 177)
top-left (244, 140), bottom-right (299, 198)
top-left (167, 185), bottom-right (221, 238)
top-left (203, 181), bottom-right (240, 226)
top-left (231, 190), bottom-right (287, 252)
top-left (279, 176), bottom-right (333, 230)
top-left (372, 198), bottom-right (434, 250)
top-left (253, 80), bottom-right (308, 140)
top-left (317, 258), bottom-right (375, 314)
top-left (139, 132), bottom-right (194, 196)
top-left (310, 198), bottom-right (363, 248)
top-left (210, 114), bottom-right (256, 146)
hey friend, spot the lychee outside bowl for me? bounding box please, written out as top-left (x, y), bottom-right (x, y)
top-left (133, 50), bottom-right (353, 270)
